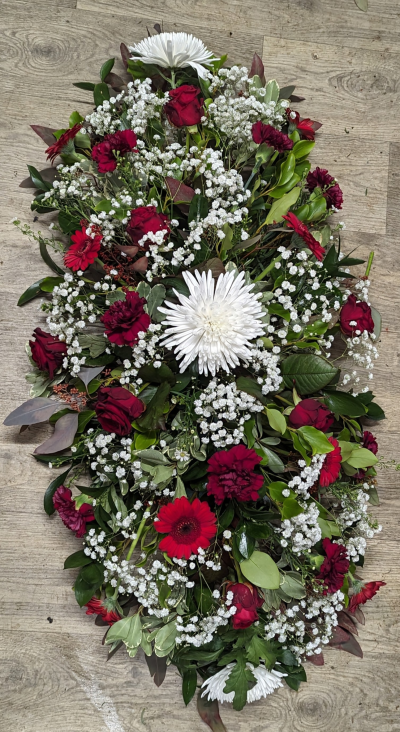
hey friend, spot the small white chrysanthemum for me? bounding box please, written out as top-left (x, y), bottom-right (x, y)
top-left (158, 269), bottom-right (265, 376)
top-left (129, 32), bottom-right (218, 79)
top-left (201, 663), bottom-right (286, 704)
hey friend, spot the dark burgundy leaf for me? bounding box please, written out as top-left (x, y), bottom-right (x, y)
top-left (166, 177), bottom-right (196, 204)
top-left (4, 398), bottom-right (62, 426)
top-left (20, 168), bottom-right (58, 188)
top-left (116, 244), bottom-right (139, 257)
top-left (312, 121), bottom-right (323, 132)
top-left (78, 366), bottom-right (104, 388)
top-left (34, 412), bottom-right (79, 454)
top-left (290, 94), bottom-right (306, 103)
top-left (307, 653), bottom-right (324, 666)
top-left (337, 611), bottom-right (358, 636)
top-left (30, 125), bottom-right (58, 146)
top-left (338, 634), bottom-right (363, 658)
top-left (95, 614), bottom-right (109, 627)
top-left (249, 52), bottom-right (265, 83)
top-left (105, 72), bottom-right (127, 91)
top-left (130, 256), bottom-right (148, 272)
top-left (197, 692), bottom-right (227, 731)
top-left (154, 23), bottom-right (162, 34)
top-left (328, 626), bottom-right (350, 646)
top-left (344, 606), bottom-right (365, 625)
top-left (120, 43), bottom-right (130, 69)
top-left (145, 652), bottom-right (167, 687)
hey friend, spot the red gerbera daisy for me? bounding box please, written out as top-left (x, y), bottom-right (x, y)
top-left (64, 226), bottom-right (103, 271)
top-left (282, 212), bottom-right (326, 261)
top-left (45, 123), bottom-right (82, 164)
top-left (348, 580), bottom-right (386, 613)
top-left (85, 597), bottom-right (121, 625)
top-left (154, 496), bottom-right (217, 560)
top-left (319, 437), bottom-right (342, 487)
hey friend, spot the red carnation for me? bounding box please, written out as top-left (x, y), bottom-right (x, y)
top-left (288, 109), bottom-right (322, 141)
top-left (64, 226), bottom-right (102, 271)
top-left (207, 445), bottom-right (264, 505)
top-left (94, 386), bottom-right (145, 436)
top-left (85, 597), bottom-right (121, 625)
top-left (227, 582), bottom-right (263, 630)
top-left (282, 212), bottom-right (326, 261)
top-left (362, 430), bottom-right (378, 455)
top-left (307, 167), bottom-right (343, 210)
top-left (348, 580), bottom-right (386, 613)
top-left (164, 85), bottom-right (204, 128)
top-left (53, 486), bottom-right (95, 538)
top-left (101, 290), bottom-right (151, 347)
top-left (317, 538), bottom-right (349, 594)
top-left (340, 294), bottom-right (375, 337)
top-left (154, 496), bottom-right (217, 560)
top-left (92, 130), bottom-right (138, 173)
top-left (252, 121), bottom-right (293, 152)
top-left (126, 206), bottom-right (171, 248)
top-left (319, 437), bottom-right (342, 487)
top-left (45, 123), bottom-right (82, 164)
top-left (289, 398), bottom-right (335, 432)
top-left (29, 327), bottom-right (67, 379)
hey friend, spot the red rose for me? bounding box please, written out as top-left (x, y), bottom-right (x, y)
top-left (85, 597), bottom-right (121, 625)
top-left (164, 85), bottom-right (204, 127)
top-left (307, 167), bottom-right (343, 210)
top-left (101, 290), bottom-right (151, 346)
top-left (64, 226), bottom-right (102, 271)
top-left (207, 445), bottom-right (264, 505)
top-left (94, 386), bottom-right (145, 436)
top-left (289, 398), bottom-right (335, 432)
top-left (92, 130), bottom-right (138, 173)
top-left (282, 212), bottom-right (326, 261)
top-left (362, 430), bottom-right (378, 455)
top-left (126, 205), bottom-right (171, 248)
top-left (348, 580), bottom-right (386, 613)
top-left (340, 294), bottom-right (375, 337)
top-left (45, 123), bottom-right (82, 164)
top-left (319, 437), bottom-right (342, 487)
top-left (53, 486), bottom-right (95, 537)
top-left (227, 582), bottom-right (263, 629)
top-left (252, 121), bottom-right (293, 152)
top-left (317, 538), bottom-right (349, 594)
top-left (154, 496), bottom-right (217, 560)
top-left (29, 327), bottom-right (67, 379)
top-left (287, 109), bottom-right (322, 141)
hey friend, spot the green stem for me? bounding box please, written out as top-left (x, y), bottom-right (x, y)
top-left (233, 557), bottom-right (244, 582)
top-left (170, 69), bottom-right (176, 89)
top-left (365, 251), bottom-right (374, 277)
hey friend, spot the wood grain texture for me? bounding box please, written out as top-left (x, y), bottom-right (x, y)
top-left (0, 1), bottom-right (399, 731)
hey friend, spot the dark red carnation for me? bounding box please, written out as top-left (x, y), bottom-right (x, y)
top-left (362, 430), bottom-right (378, 455)
top-left (227, 582), bottom-right (263, 630)
top-left (207, 445), bottom-right (263, 505)
top-left (101, 290), bottom-right (151, 346)
top-left (252, 121), bottom-right (293, 152)
top-left (53, 486), bottom-right (95, 538)
top-left (319, 437), bottom-right (342, 487)
top-left (91, 130), bottom-right (138, 173)
top-left (29, 327), bottom-right (67, 379)
top-left (85, 597), bottom-right (121, 625)
top-left (45, 123), bottom-right (82, 164)
top-left (94, 386), bottom-right (145, 436)
top-left (126, 206), bottom-right (171, 249)
top-left (64, 226), bottom-right (102, 271)
top-left (289, 398), bottom-right (335, 432)
top-left (307, 166), bottom-right (343, 210)
top-left (340, 294), bottom-right (375, 337)
top-left (282, 212), bottom-right (326, 261)
top-left (317, 538), bottom-right (349, 594)
top-left (154, 496), bottom-right (217, 560)
top-left (287, 109), bottom-right (322, 141)
top-left (164, 85), bottom-right (204, 128)
top-left (348, 580), bottom-right (386, 613)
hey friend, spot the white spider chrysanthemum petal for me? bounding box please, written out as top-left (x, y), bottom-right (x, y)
top-left (201, 663), bottom-right (286, 705)
top-left (158, 269), bottom-right (266, 376)
top-left (129, 32), bottom-right (218, 79)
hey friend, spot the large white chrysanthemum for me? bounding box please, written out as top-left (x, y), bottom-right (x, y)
top-left (158, 269), bottom-right (266, 376)
top-left (129, 32), bottom-right (218, 79)
top-left (201, 663), bottom-right (286, 705)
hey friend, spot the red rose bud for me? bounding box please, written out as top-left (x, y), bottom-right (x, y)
top-left (45, 123), bottom-right (82, 164)
top-left (252, 121), bottom-right (293, 152)
top-left (85, 597), bottom-right (121, 625)
top-left (101, 290), bottom-right (151, 346)
top-left (306, 167), bottom-right (343, 210)
top-left (207, 445), bottom-right (264, 505)
top-left (164, 85), bottom-right (204, 128)
top-left (348, 580), bottom-right (386, 613)
top-left (319, 437), bottom-right (342, 487)
top-left (289, 398), bottom-right (335, 432)
top-left (288, 109), bottom-right (322, 141)
top-left (154, 496), bottom-right (217, 560)
top-left (317, 538), bottom-right (349, 594)
top-left (91, 130), bottom-right (138, 173)
top-left (94, 387), bottom-right (145, 436)
top-left (227, 582), bottom-right (263, 630)
top-left (126, 205), bottom-right (171, 248)
top-left (362, 430), bottom-right (378, 455)
top-left (282, 212), bottom-right (326, 261)
top-left (29, 327), bottom-right (67, 379)
top-left (340, 294), bottom-right (375, 337)
top-left (64, 225), bottom-right (102, 271)
top-left (53, 486), bottom-right (95, 538)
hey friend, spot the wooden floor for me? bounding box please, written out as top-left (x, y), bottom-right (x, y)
top-left (1, 1), bottom-right (400, 730)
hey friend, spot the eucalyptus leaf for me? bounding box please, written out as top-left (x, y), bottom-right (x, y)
top-left (240, 550), bottom-right (280, 589)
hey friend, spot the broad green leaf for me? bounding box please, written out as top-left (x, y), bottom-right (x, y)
top-left (64, 550), bottom-right (92, 569)
top-left (93, 82), bottom-right (110, 107)
top-left (268, 481), bottom-right (292, 502)
top-left (223, 655), bottom-right (256, 711)
top-left (40, 276), bottom-right (65, 292)
top-left (174, 476), bottom-right (187, 498)
top-left (277, 152), bottom-right (295, 186)
top-left (266, 408), bottom-right (286, 435)
top-left (100, 57), bottom-right (115, 81)
top-left (297, 426), bottom-right (335, 455)
top-left (337, 441), bottom-right (354, 462)
top-left (282, 497), bottom-right (304, 519)
top-left (254, 445), bottom-right (285, 473)
top-left (106, 615), bottom-right (138, 645)
top-left (292, 140), bottom-right (315, 159)
top-left (346, 447), bottom-right (378, 469)
top-left (354, 0), bottom-right (368, 10)
top-left (135, 432), bottom-right (157, 450)
top-left (182, 668), bottom-right (198, 706)
top-left (69, 111), bottom-right (84, 127)
top-left (324, 391), bottom-right (367, 418)
top-left (154, 621), bottom-right (177, 654)
top-left (264, 79), bottom-right (280, 103)
top-left (246, 635), bottom-right (276, 668)
top-left (280, 571), bottom-right (306, 599)
top-left (240, 550), bottom-right (280, 589)
top-left (18, 278), bottom-right (47, 306)
top-left (281, 354), bottom-right (339, 394)
top-left (265, 186), bottom-right (300, 224)
top-left (44, 467), bottom-right (71, 515)
top-left (146, 284), bottom-right (166, 321)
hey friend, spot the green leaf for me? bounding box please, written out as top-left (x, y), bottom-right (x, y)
top-left (266, 408), bottom-right (286, 435)
top-left (265, 187), bottom-right (301, 224)
top-left (100, 58), bottom-right (115, 82)
top-left (297, 426), bottom-right (335, 455)
top-left (44, 467), bottom-right (71, 515)
top-left (324, 391), bottom-right (367, 418)
top-left (154, 621), bottom-right (177, 655)
top-left (18, 278), bottom-right (48, 306)
top-left (194, 585), bottom-right (214, 614)
top-left (74, 575), bottom-right (97, 607)
top-left (280, 572), bottom-right (306, 599)
top-left (137, 382), bottom-right (170, 431)
top-left (292, 140), bottom-right (315, 159)
top-left (79, 334), bottom-right (107, 358)
top-left (93, 82), bottom-right (110, 107)
top-left (106, 614), bottom-right (142, 647)
top-left (223, 655), bottom-right (256, 711)
top-left (281, 354), bottom-right (339, 394)
top-left (182, 668), bottom-right (198, 706)
top-left (27, 165), bottom-right (52, 191)
top-left (73, 82), bottom-right (96, 91)
top-left (40, 276), bottom-right (65, 292)
top-left (58, 210), bottom-right (80, 234)
top-left (77, 409), bottom-right (96, 433)
top-left (146, 284), bottom-right (166, 320)
top-left (282, 498), bottom-right (304, 519)
top-left (80, 562), bottom-right (104, 587)
top-left (135, 432), bottom-right (157, 450)
top-left (240, 550), bottom-right (280, 589)
top-left (354, 0), bottom-right (368, 10)
top-left (188, 193), bottom-right (209, 223)
top-left (69, 111), bottom-right (84, 127)
top-left (39, 239), bottom-right (65, 275)
top-left (236, 376), bottom-right (267, 405)
top-left (138, 363), bottom-right (176, 386)
top-left (366, 401), bottom-right (385, 420)
top-left (370, 306), bottom-right (382, 339)
top-left (254, 445), bottom-right (285, 473)
top-left (246, 635), bottom-right (277, 668)
top-left (346, 447), bottom-right (378, 469)
top-left (64, 550), bottom-right (92, 569)
top-left (268, 481), bottom-right (292, 502)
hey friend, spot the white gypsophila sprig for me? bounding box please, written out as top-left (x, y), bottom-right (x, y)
top-left (129, 32), bottom-right (218, 79)
top-left (159, 269), bottom-right (266, 376)
top-left (201, 663), bottom-right (286, 704)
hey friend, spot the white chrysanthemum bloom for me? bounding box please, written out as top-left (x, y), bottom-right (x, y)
top-left (129, 33), bottom-right (218, 79)
top-left (158, 269), bottom-right (266, 376)
top-left (201, 663), bottom-right (286, 704)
